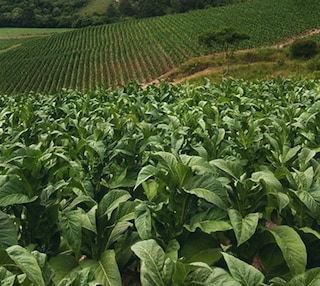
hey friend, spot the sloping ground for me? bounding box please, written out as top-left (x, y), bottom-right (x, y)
top-left (0, 0), bottom-right (320, 94)
top-left (149, 29), bottom-right (320, 85)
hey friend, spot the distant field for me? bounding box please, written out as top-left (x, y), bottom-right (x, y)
top-left (0, 27), bottom-right (73, 51)
top-left (79, 0), bottom-right (111, 15)
top-left (0, 0), bottom-right (320, 94)
top-left (0, 27), bottom-right (72, 38)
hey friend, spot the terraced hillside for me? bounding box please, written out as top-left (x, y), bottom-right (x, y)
top-left (0, 0), bottom-right (320, 94)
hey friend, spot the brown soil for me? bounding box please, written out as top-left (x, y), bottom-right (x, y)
top-left (275, 28), bottom-right (320, 48)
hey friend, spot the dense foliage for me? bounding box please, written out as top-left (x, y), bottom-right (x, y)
top-left (0, 0), bottom-right (88, 28)
top-left (290, 39), bottom-right (319, 59)
top-left (1, 0), bottom-right (320, 95)
top-left (0, 0), bottom-right (243, 28)
top-left (1, 78), bottom-right (320, 285)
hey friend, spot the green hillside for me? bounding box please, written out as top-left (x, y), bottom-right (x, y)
top-left (0, 0), bottom-right (320, 94)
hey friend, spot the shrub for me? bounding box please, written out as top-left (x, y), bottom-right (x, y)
top-left (289, 39), bottom-right (318, 59)
top-left (308, 55), bottom-right (320, 71)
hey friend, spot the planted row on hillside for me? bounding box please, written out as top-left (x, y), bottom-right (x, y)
top-left (1, 78), bottom-right (320, 285)
top-left (1, 0), bottom-right (320, 94)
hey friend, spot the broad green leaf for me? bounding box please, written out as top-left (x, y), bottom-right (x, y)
top-left (0, 266), bottom-right (16, 286)
top-left (267, 225), bottom-right (307, 276)
top-left (56, 266), bottom-right (96, 286)
top-left (294, 167), bottom-right (314, 192)
top-left (88, 140), bottom-right (106, 161)
top-left (135, 203), bottom-right (152, 239)
top-left (0, 275), bottom-right (16, 286)
top-left (101, 168), bottom-right (135, 189)
top-left (6, 245), bottom-right (45, 286)
top-left (58, 209), bottom-right (82, 257)
top-left (186, 248), bottom-right (222, 265)
top-left (186, 208), bottom-right (230, 234)
top-left (173, 261), bottom-right (194, 284)
top-left (298, 148), bottom-right (316, 169)
top-left (165, 239), bottom-right (180, 261)
top-left (66, 195), bottom-right (96, 211)
top-left (222, 252), bottom-right (265, 286)
top-left (32, 251), bottom-right (55, 286)
top-left (142, 180), bottom-right (159, 201)
top-left (131, 239), bottom-right (166, 286)
top-left (174, 262), bottom-right (222, 285)
top-left (185, 175), bottom-right (228, 209)
top-left (155, 151), bottom-right (178, 172)
top-left (210, 159), bottom-right (243, 180)
top-left (0, 211), bottom-right (18, 248)
top-left (0, 175), bottom-right (37, 206)
top-left (288, 267), bottom-right (320, 286)
top-left (0, 248), bottom-right (14, 265)
top-left (49, 253), bottom-right (78, 284)
top-left (106, 221), bottom-right (132, 248)
top-left (281, 145), bottom-right (301, 164)
top-left (97, 189), bottom-right (131, 219)
top-left (93, 250), bottom-right (121, 286)
top-left (81, 205), bottom-right (97, 234)
top-left (185, 219), bottom-right (232, 233)
top-left (228, 209), bottom-right (260, 246)
top-left (114, 200), bottom-right (136, 222)
top-left (251, 171), bottom-right (283, 192)
top-left (174, 163), bottom-right (192, 188)
top-left (185, 188), bottom-right (227, 210)
top-left (299, 227), bottom-right (320, 240)
top-left (268, 277), bottom-right (288, 286)
top-left (196, 267), bottom-right (242, 286)
top-left (163, 257), bottom-right (175, 285)
top-left (134, 165), bottom-right (159, 190)
top-left (277, 192), bottom-right (290, 212)
top-left (293, 189), bottom-right (320, 216)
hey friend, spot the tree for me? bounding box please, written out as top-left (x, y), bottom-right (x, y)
top-left (119, 0), bottom-right (135, 17)
top-left (198, 26), bottom-right (250, 77)
top-left (135, 0), bottom-right (167, 18)
top-left (198, 26), bottom-right (250, 57)
top-left (290, 39), bottom-right (318, 59)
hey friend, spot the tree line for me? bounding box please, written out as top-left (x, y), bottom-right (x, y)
top-left (0, 0), bottom-right (246, 28)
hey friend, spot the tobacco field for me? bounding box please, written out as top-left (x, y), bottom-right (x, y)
top-left (1, 78), bottom-right (320, 285)
top-left (1, 0), bottom-right (320, 94)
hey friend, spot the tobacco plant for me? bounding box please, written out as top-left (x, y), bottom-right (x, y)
top-left (1, 79), bottom-right (320, 285)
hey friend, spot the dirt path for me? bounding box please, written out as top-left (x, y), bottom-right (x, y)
top-left (274, 28), bottom-right (320, 48)
top-left (0, 44), bottom-right (21, 54)
top-left (143, 28), bottom-right (320, 87)
top-left (0, 34), bottom-right (50, 40)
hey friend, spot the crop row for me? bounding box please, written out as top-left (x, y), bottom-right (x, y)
top-left (0, 0), bottom-right (320, 94)
top-left (1, 78), bottom-right (320, 285)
